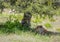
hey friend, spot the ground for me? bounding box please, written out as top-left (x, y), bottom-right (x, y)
top-left (0, 33), bottom-right (60, 42)
top-left (0, 13), bottom-right (60, 42)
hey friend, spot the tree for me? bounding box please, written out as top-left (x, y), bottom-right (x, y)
top-left (15, 0), bottom-right (55, 27)
top-left (0, 0), bottom-right (59, 27)
top-left (0, 0), bottom-right (5, 13)
top-left (21, 11), bottom-right (32, 27)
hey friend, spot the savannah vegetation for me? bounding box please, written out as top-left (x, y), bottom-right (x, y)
top-left (0, 0), bottom-right (60, 42)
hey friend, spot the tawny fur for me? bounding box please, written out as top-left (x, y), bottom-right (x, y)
top-left (35, 25), bottom-right (47, 35)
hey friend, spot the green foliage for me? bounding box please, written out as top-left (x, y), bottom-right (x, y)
top-left (4, 21), bottom-right (15, 33)
top-left (14, 0), bottom-right (57, 18)
top-left (0, 20), bottom-right (20, 33)
top-left (0, 0), bottom-right (59, 17)
top-left (0, 15), bottom-right (32, 33)
top-left (44, 23), bottom-right (52, 28)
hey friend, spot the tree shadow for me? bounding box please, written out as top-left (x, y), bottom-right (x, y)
top-left (45, 31), bottom-right (60, 36)
top-left (32, 29), bottom-right (60, 36)
top-left (34, 30), bottom-right (60, 36)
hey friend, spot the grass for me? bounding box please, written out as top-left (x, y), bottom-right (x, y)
top-left (56, 28), bottom-right (60, 32)
top-left (0, 30), bottom-right (60, 42)
top-left (44, 23), bottom-right (52, 28)
top-left (0, 13), bottom-right (60, 42)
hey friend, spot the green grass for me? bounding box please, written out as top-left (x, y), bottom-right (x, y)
top-left (56, 28), bottom-right (60, 32)
top-left (0, 13), bottom-right (60, 42)
top-left (44, 23), bottom-right (52, 28)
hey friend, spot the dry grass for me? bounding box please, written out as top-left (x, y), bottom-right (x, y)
top-left (0, 32), bottom-right (60, 42)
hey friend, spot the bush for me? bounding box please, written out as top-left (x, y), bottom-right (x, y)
top-left (1, 19), bottom-right (22, 33)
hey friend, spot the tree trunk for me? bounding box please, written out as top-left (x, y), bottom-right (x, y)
top-left (21, 12), bottom-right (32, 27)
